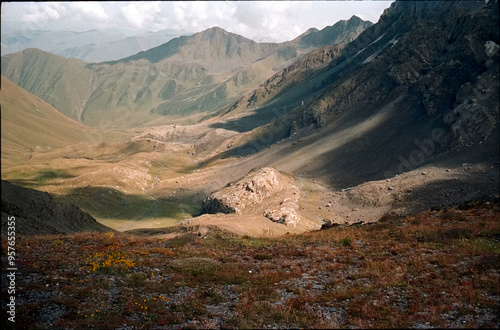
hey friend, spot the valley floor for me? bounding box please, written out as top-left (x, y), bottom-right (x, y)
top-left (2, 199), bottom-right (499, 329)
top-left (2, 117), bottom-right (498, 236)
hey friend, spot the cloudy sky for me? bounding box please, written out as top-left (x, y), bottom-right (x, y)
top-left (2, 1), bottom-right (394, 42)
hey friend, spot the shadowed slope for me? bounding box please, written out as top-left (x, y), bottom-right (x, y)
top-left (217, 0), bottom-right (499, 188)
top-left (1, 180), bottom-right (113, 236)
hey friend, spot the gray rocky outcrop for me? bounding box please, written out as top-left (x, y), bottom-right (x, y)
top-left (202, 167), bottom-right (303, 227)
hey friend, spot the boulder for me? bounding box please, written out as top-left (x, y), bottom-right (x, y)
top-left (202, 167), bottom-right (305, 228)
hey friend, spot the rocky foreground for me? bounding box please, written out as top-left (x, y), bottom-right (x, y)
top-left (1, 198), bottom-right (499, 329)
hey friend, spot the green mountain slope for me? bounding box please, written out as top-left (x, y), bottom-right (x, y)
top-left (1, 49), bottom-right (93, 121)
top-left (1, 21), bottom-right (372, 129)
top-left (0, 76), bottom-right (98, 166)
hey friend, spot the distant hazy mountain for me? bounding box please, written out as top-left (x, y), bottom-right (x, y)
top-left (1, 18), bottom-right (372, 128)
top-left (1, 29), bottom-right (125, 56)
top-left (1, 29), bottom-right (188, 62)
top-left (52, 29), bottom-right (190, 63)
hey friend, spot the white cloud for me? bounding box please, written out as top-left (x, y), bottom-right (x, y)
top-left (119, 1), bottom-right (162, 29)
top-left (169, 2), bottom-right (235, 32)
top-left (21, 2), bottom-right (67, 23)
top-left (19, 2), bottom-right (109, 27)
top-left (70, 2), bottom-right (109, 22)
top-left (236, 1), bottom-right (314, 41)
top-left (4, 1), bottom-right (394, 42)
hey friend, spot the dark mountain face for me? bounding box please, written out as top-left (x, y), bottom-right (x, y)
top-left (1, 180), bottom-right (112, 236)
top-left (301, 0), bottom-right (499, 145)
top-left (1, 22), bottom-right (372, 128)
top-left (221, 0), bottom-right (499, 188)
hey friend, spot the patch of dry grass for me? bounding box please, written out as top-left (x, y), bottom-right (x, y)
top-left (1, 199), bottom-right (499, 329)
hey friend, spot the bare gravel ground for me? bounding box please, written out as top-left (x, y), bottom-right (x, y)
top-left (299, 162), bottom-right (500, 227)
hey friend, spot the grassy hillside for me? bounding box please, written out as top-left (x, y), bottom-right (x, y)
top-left (0, 76), bottom-right (98, 166)
top-left (1, 49), bottom-right (93, 121)
top-left (1, 47), bottom-right (273, 129)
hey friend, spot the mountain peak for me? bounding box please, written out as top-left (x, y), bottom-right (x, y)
top-left (194, 26), bottom-right (231, 40)
top-left (297, 27), bottom-right (320, 39)
top-left (115, 25), bottom-right (267, 65)
top-left (348, 15), bottom-right (363, 22)
top-left (193, 26), bottom-right (253, 44)
top-left (196, 26), bottom-right (229, 36)
top-left (295, 16), bottom-right (373, 48)
top-left (204, 26), bottom-right (229, 34)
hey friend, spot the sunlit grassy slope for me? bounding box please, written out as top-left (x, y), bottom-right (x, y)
top-left (1, 76), bottom-right (98, 166)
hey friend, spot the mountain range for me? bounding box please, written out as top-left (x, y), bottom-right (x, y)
top-left (1, 1), bottom-right (499, 234)
top-left (1, 16), bottom-right (372, 128)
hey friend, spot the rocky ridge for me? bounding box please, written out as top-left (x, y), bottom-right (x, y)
top-left (297, 0), bottom-right (500, 142)
top-left (217, 0), bottom-right (499, 190)
top-left (294, 15), bottom-right (373, 48)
